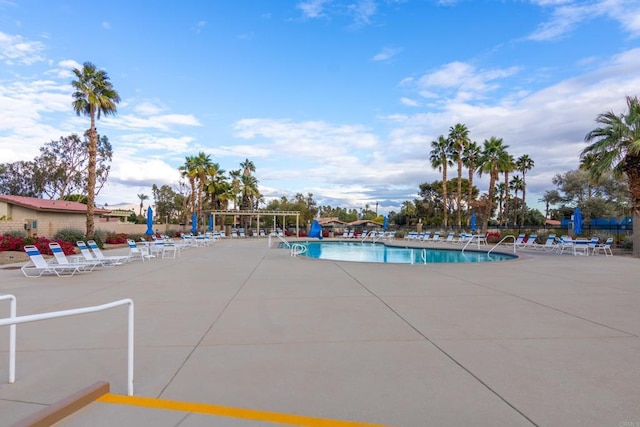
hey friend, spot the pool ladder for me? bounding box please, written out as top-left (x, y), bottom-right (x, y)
top-left (290, 243), bottom-right (307, 257)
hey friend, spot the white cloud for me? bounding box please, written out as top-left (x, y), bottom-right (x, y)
top-left (0, 31), bottom-right (45, 65)
top-left (297, 0), bottom-right (333, 18)
top-left (372, 46), bottom-right (401, 62)
top-left (527, 0), bottom-right (640, 41)
top-left (400, 97), bottom-right (420, 107)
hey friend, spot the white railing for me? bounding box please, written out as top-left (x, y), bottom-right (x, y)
top-left (488, 235), bottom-right (517, 254)
top-left (461, 235), bottom-right (487, 254)
top-left (0, 294), bottom-right (16, 383)
top-left (290, 243), bottom-right (307, 257)
top-left (268, 233), bottom-right (291, 248)
top-left (0, 298), bottom-right (135, 396)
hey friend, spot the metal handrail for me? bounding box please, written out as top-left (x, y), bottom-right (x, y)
top-left (268, 233), bottom-right (291, 248)
top-left (461, 235), bottom-right (487, 253)
top-left (290, 243), bottom-right (307, 257)
top-left (421, 248), bottom-right (427, 264)
top-left (0, 295), bottom-right (16, 383)
top-left (488, 234), bottom-right (517, 254)
top-left (0, 298), bottom-right (135, 396)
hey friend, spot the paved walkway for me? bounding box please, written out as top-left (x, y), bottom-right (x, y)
top-left (0, 238), bottom-right (639, 426)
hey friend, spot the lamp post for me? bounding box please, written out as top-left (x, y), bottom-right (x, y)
top-left (375, 202), bottom-right (378, 216)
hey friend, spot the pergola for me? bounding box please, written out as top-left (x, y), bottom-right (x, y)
top-left (204, 210), bottom-right (301, 236)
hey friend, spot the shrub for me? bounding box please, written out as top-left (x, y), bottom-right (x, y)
top-left (105, 233), bottom-right (128, 244)
top-left (54, 228), bottom-right (86, 244)
top-left (485, 232), bottom-right (501, 244)
top-left (0, 233), bottom-right (75, 255)
top-left (6, 229), bottom-right (27, 239)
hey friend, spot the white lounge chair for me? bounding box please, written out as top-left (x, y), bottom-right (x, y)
top-left (86, 240), bottom-right (130, 264)
top-left (49, 242), bottom-right (99, 271)
top-left (443, 232), bottom-right (455, 243)
top-left (513, 234), bottom-right (526, 246)
top-left (127, 239), bottom-right (154, 261)
top-left (534, 234), bottom-right (557, 250)
top-left (593, 237), bottom-right (613, 256)
top-left (431, 232), bottom-right (442, 242)
top-left (21, 245), bottom-right (83, 277)
top-left (519, 235), bottom-right (538, 249)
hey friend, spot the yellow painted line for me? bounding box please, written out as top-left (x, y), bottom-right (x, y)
top-left (97, 394), bottom-right (386, 427)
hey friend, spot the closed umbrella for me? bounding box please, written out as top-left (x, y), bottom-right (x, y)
top-left (470, 213), bottom-right (476, 233)
top-left (145, 207), bottom-right (154, 236)
top-left (191, 212), bottom-right (198, 234)
top-left (383, 215), bottom-right (388, 231)
top-left (208, 214), bottom-right (213, 231)
top-left (573, 207), bottom-right (583, 235)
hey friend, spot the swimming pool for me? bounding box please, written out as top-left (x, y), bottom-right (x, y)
top-left (293, 241), bottom-right (516, 264)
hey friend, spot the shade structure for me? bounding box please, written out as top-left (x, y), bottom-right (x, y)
top-left (470, 213), bottom-right (477, 233)
top-left (191, 212), bottom-right (198, 234)
top-left (145, 207), bottom-right (154, 236)
top-left (383, 216), bottom-right (388, 231)
top-left (573, 207), bottom-right (582, 235)
top-left (208, 214), bottom-right (213, 231)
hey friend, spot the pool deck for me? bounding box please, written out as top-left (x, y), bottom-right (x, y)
top-left (0, 238), bottom-right (639, 426)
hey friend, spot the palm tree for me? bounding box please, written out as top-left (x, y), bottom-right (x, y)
top-left (496, 182), bottom-right (506, 225)
top-left (229, 169), bottom-right (241, 210)
top-left (582, 95), bottom-right (640, 256)
top-left (71, 62), bottom-right (120, 238)
top-left (478, 137), bottom-right (509, 233)
top-left (239, 174), bottom-right (260, 229)
top-left (448, 123), bottom-right (470, 228)
top-left (192, 152), bottom-right (213, 229)
top-left (137, 193), bottom-right (149, 216)
top-left (500, 154), bottom-right (515, 226)
top-left (462, 141), bottom-right (481, 224)
top-left (539, 189), bottom-right (562, 220)
top-left (429, 135), bottom-right (452, 226)
top-left (204, 162), bottom-right (226, 210)
top-left (240, 158), bottom-right (256, 177)
top-left (510, 175), bottom-right (524, 225)
top-left (516, 154), bottom-right (535, 227)
top-left (179, 156), bottom-right (198, 214)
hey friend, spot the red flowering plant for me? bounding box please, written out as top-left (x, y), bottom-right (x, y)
top-left (0, 233), bottom-right (76, 255)
top-left (106, 233), bottom-right (128, 244)
top-left (485, 232), bottom-right (501, 244)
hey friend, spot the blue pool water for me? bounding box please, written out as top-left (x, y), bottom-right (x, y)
top-left (294, 241), bottom-right (516, 264)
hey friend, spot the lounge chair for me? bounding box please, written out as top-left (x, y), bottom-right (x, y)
top-left (519, 235), bottom-right (538, 249)
top-left (593, 237), bottom-right (613, 256)
top-left (431, 232), bottom-right (442, 242)
top-left (533, 234), bottom-right (556, 250)
top-left (86, 240), bottom-right (130, 264)
top-left (127, 239), bottom-right (154, 261)
top-left (49, 242), bottom-right (99, 271)
top-left (21, 245), bottom-right (83, 277)
top-left (513, 234), bottom-right (526, 246)
top-left (443, 232), bottom-right (455, 243)
top-left (75, 241), bottom-right (113, 267)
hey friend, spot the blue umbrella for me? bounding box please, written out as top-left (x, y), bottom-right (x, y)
top-left (191, 212), bottom-right (198, 234)
top-left (145, 206), bottom-right (154, 236)
top-left (309, 219), bottom-right (323, 239)
top-left (383, 215), bottom-right (388, 231)
top-left (470, 213), bottom-right (477, 233)
top-left (208, 214), bottom-right (213, 231)
top-left (573, 207), bottom-right (582, 235)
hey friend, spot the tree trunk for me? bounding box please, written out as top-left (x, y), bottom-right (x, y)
top-left (457, 160), bottom-right (462, 228)
top-left (624, 157), bottom-right (640, 257)
top-left (521, 173), bottom-right (527, 226)
top-left (85, 117), bottom-right (97, 239)
top-left (442, 165), bottom-right (448, 227)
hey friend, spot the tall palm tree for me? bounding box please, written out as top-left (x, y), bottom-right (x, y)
top-left (240, 174), bottom-right (260, 229)
top-left (137, 193), bottom-right (149, 216)
top-left (496, 182), bottom-right (506, 225)
top-left (516, 154), bottom-right (535, 227)
top-left (448, 123), bottom-right (470, 228)
top-left (462, 141), bottom-right (481, 224)
top-left (229, 169), bottom-right (241, 210)
top-left (179, 156), bottom-right (198, 214)
top-left (192, 152), bottom-right (213, 229)
top-left (204, 162), bottom-right (226, 210)
top-left (539, 189), bottom-right (561, 220)
top-left (500, 154), bottom-right (515, 226)
top-left (71, 62), bottom-right (120, 238)
top-left (509, 175), bottom-right (524, 224)
top-left (240, 158), bottom-right (256, 177)
top-left (582, 95), bottom-right (640, 256)
top-left (478, 137), bottom-right (509, 233)
top-left (429, 135), bottom-right (452, 226)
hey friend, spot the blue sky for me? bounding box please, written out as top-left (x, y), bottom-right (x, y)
top-left (1, 0), bottom-right (639, 215)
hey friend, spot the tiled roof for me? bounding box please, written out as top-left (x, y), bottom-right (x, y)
top-left (0, 195), bottom-right (110, 214)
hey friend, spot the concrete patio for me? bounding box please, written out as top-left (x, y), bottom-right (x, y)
top-left (0, 238), bottom-right (638, 426)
